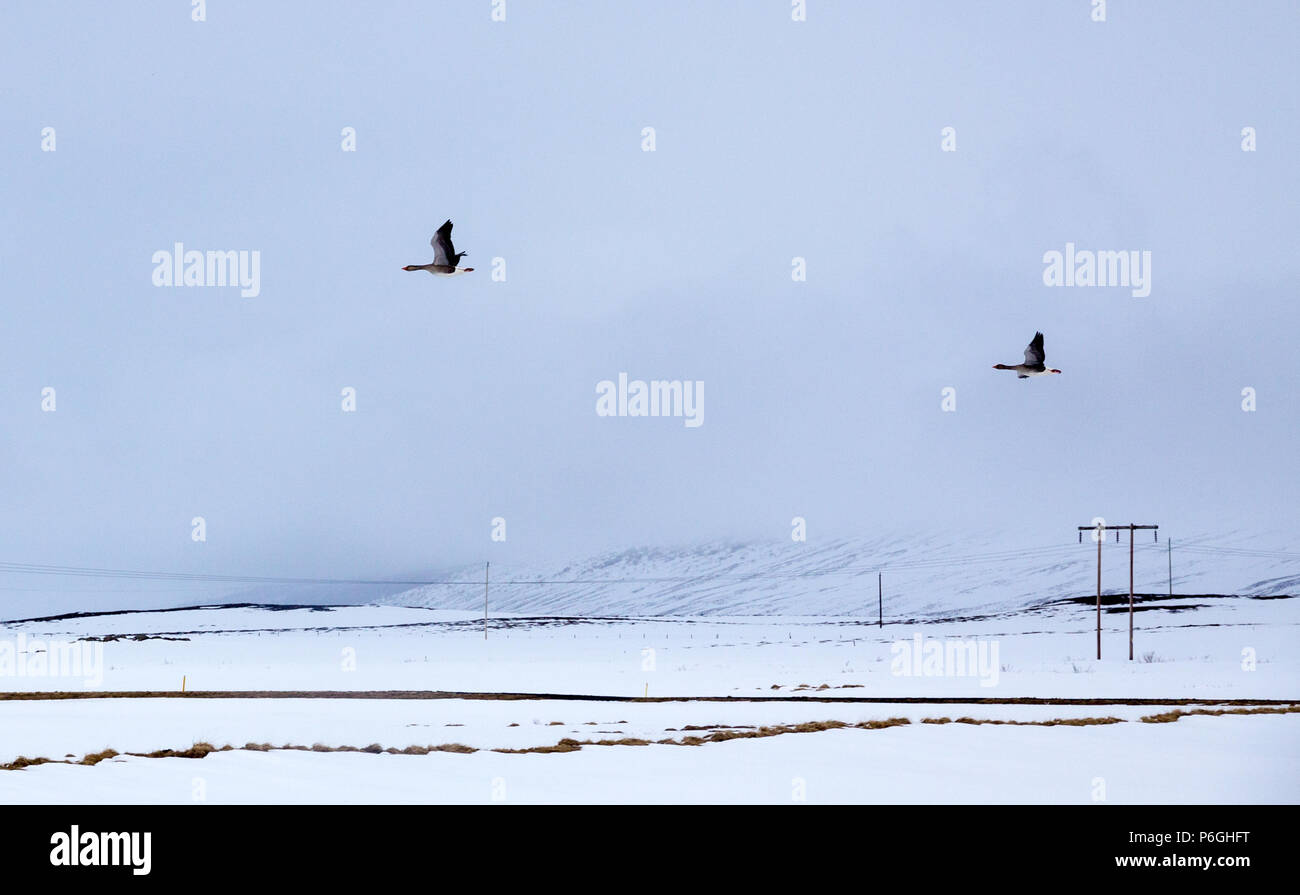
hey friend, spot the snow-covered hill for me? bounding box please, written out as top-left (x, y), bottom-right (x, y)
top-left (383, 531), bottom-right (1300, 618)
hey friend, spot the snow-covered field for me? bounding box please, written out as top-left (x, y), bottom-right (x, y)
top-left (0, 588), bottom-right (1295, 803)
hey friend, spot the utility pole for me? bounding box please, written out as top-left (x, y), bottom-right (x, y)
top-left (1168, 539), bottom-right (1172, 597)
top-left (1096, 525), bottom-right (1102, 659)
top-left (1128, 526), bottom-right (1134, 661)
top-left (484, 561), bottom-right (489, 640)
top-left (878, 573), bottom-right (882, 628)
top-left (1077, 523), bottom-right (1158, 661)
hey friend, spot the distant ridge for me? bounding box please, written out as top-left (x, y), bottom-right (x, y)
top-left (381, 534), bottom-right (1300, 617)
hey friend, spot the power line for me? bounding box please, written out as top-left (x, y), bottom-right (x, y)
top-left (1174, 545), bottom-right (1300, 559)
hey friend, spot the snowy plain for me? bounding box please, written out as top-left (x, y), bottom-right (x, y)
top-left (0, 579), bottom-right (1295, 803)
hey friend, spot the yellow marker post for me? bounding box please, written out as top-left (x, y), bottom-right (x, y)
top-left (182, 675), bottom-right (186, 693)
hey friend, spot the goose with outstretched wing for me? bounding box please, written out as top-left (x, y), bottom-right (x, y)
top-left (403, 220), bottom-right (474, 276)
top-left (993, 331), bottom-right (1062, 378)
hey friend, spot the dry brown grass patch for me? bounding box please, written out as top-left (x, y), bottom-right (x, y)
top-left (923, 715), bottom-right (1125, 727)
top-left (2, 755), bottom-right (54, 770)
top-left (1141, 705), bottom-right (1300, 724)
top-left (494, 738), bottom-right (584, 754)
top-left (130, 742), bottom-right (223, 759)
top-left (79, 749), bottom-right (119, 766)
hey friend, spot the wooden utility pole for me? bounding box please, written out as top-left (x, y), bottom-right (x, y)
top-left (1128, 527), bottom-right (1135, 660)
top-left (1096, 526), bottom-right (1102, 659)
top-left (484, 561), bottom-right (489, 640)
top-left (1077, 523), bottom-right (1158, 661)
top-left (878, 573), bottom-right (882, 628)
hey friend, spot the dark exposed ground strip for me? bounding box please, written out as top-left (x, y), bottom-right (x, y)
top-left (1, 690), bottom-right (1297, 705)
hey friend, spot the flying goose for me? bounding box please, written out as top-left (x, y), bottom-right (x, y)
top-left (403, 220), bottom-right (474, 276)
top-left (993, 332), bottom-right (1062, 378)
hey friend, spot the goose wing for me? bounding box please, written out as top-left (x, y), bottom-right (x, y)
top-left (430, 220), bottom-right (456, 267)
top-left (1023, 331), bottom-right (1046, 366)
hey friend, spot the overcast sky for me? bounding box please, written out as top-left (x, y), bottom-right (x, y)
top-left (0, 1), bottom-right (1296, 614)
